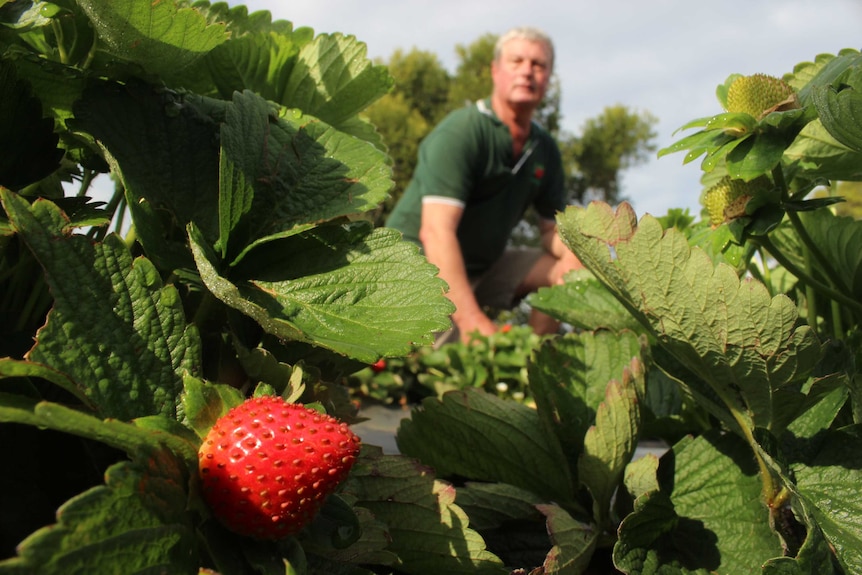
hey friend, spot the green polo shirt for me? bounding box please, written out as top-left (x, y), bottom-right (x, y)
top-left (386, 99), bottom-right (566, 276)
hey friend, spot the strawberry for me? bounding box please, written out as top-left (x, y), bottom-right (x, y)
top-left (198, 395), bottom-right (361, 540)
top-left (370, 358), bottom-right (386, 373)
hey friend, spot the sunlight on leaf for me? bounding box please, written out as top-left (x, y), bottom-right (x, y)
top-left (77, 0), bottom-right (228, 77)
top-left (558, 202), bottom-right (821, 434)
top-left (191, 222), bottom-right (453, 363)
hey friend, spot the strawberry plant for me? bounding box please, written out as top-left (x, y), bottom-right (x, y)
top-left (4, 1), bottom-right (862, 573)
top-left (0, 1), bottom-right (530, 573)
top-left (348, 324), bottom-right (546, 405)
top-left (393, 49), bottom-right (862, 573)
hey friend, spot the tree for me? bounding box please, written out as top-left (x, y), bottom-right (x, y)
top-left (364, 92), bottom-right (429, 221)
top-left (561, 105), bottom-right (658, 205)
top-left (365, 49), bottom-right (450, 224)
top-left (381, 48), bottom-right (451, 125)
top-left (447, 33), bottom-right (495, 108)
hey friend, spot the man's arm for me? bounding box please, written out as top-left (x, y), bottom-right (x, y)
top-left (419, 201), bottom-right (497, 341)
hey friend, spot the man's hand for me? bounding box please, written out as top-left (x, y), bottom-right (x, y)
top-left (454, 308), bottom-right (498, 343)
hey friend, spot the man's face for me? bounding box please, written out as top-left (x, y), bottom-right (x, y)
top-left (491, 38), bottom-right (552, 111)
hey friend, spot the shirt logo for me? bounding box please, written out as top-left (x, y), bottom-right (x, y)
top-left (534, 166), bottom-right (545, 180)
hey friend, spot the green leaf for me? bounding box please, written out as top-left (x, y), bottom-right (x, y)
top-left (528, 331), bottom-right (643, 483)
top-left (536, 504), bottom-right (598, 575)
top-left (759, 494), bottom-right (839, 575)
top-left (716, 73), bottom-right (741, 109)
top-left (396, 388), bottom-right (574, 505)
top-left (0, 0), bottom-right (53, 29)
top-left (301, 503), bottom-right (395, 572)
top-left (557, 202), bottom-right (822, 436)
top-left (800, 204), bottom-right (862, 301)
top-left (770, 209), bottom-right (862, 306)
top-left (578, 361), bottom-right (643, 523)
top-left (703, 112), bottom-right (757, 134)
top-left (197, 23), bottom-right (309, 102)
top-left (76, 0), bottom-right (228, 78)
top-left (656, 128), bottom-right (732, 162)
top-left (624, 453), bottom-right (660, 500)
top-left (700, 133), bottom-right (752, 172)
top-left (0, 397), bottom-right (198, 468)
top-left (0, 358), bottom-right (91, 408)
top-left (790, 50), bottom-right (858, 96)
top-left (454, 482), bottom-right (550, 571)
top-left (191, 221), bottom-right (453, 363)
top-left (0, 444), bottom-right (197, 574)
top-left (235, 343), bottom-right (306, 400)
top-left (454, 482), bottom-right (545, 531)
top-left (217, 90), bottom-right (393, 260)
top-left (725, 131), bottom-right (790, 180)
top-left (282, 33), bottom-right (393, 128)
top-left (786, 378), bottom-right (848, 440)
top-left (179, 375), bottom-right (244, 438)
top-left (346, 446), bottom-right (506, 575)
top-left (812, 71), bottom-right (862, 153)
top-left (793, 425), bottom-right (862, 573)
top-left (614, 432), bottom-right (783, 574)
top-left (784, 119), bottom-right (862, 181)
top-left (72, 80), bottom-right (224, 267)
top-left (614, 490), bottom-right (703, 575)
top-left (2, 190), bottom-right (201, 420)
top-left (3, 46), bottom-right (87, 127)
top-left (529, 269), bottom-right (643, 332)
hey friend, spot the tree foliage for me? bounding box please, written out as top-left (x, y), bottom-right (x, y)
top-left (561, 105), bottom-right (659, 206)
top-left (448, 33), bottom-right (496, 108)
top-left (381, 48), bottom-right (451, 125)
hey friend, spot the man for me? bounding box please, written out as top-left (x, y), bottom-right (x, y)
top-left (386, 27), bottom-right (581, 343)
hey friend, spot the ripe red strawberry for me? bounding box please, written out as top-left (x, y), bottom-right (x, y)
top-left (370, 358), bottom-right (386, 373)
top-left (198, 395), bottom-right (361, 540)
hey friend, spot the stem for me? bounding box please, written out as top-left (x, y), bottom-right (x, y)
top-left (112, 195), bottom-right (128, 235)
top-left (88, 180), bottom-right (125, 241)
top-left (51, 20), bottom-right (69, 64)
top-left (756, 236), bottom-right (862, 316)
top-left (747, 248), bottom-right (771, 295)
top-left (732, 407), bottom-right (778, 504)
top-left (831, 299), bottom-right (844, 341)
top-left (802, 243), bottom-right (818, 329)
top-left (774, 167), bottom-right (851, 297)
top-left (786, 208), bottom-right (850, 295)
top-left (78, 169), bottom-right (97, 197)
top-left (82, 34), bottom-right (98, 70)
top-left (124, 225), bottom-right (138, 249)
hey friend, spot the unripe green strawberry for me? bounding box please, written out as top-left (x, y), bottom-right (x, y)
top-left (725, 73), bottom-right (797, 118)
top-left (198, 396), bottom-right (361, 540)
top-left (702, 175), bottom-right (773, 226)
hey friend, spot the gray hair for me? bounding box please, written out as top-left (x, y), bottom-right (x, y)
top-left (493, 27), bottom-right (555, 72)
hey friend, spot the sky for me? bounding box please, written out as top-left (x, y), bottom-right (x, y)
top-left (229, 0), bottom-right (862, 219)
